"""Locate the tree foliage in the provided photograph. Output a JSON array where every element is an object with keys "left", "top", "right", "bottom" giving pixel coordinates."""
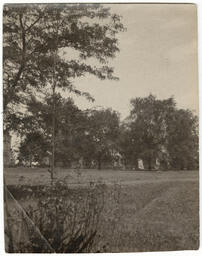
[
  {"left": 17, "top": 94, "right": 198, "bottom": 170},
  {"left": 17, "top": 94, "right": 83, "bottom": 165},
  {"left": 3, "top": 3, "right": 125, "bottom": 131},
  {"left": 18, "top": 132, "right": 49, "bottom": 166},
  {"left": 166, "top": 109, "right": 198, "bottom": 169},
  {"left": 17, "top": 98, "right": 121, "bottom": 169},
  {"left": 121, "top": 95, "right": 198, "bottom": 170},
  {"left": 83, "top": 108, "right": 120, "bottom": 169}
]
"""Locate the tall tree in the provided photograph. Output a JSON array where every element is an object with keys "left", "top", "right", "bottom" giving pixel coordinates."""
[
  {"left": 85, "top": 108, "right": 120, "bottom": 170},
  {"left": 4, "top": 4, "right": 125, "bottom": 179},
  {"left": 128, "top": 95, "right": 175, "bottom": 170},
  {"left": 17, "top": 95, "right": 86, "bottom": 167},
  {"left": 166, "top": 109, "right": 198, "bottom": 170},
  {"left": 18, "top": 131, "right": 49, "bottom": 167},
  {"left": 123, "top": 95, "right": 198, "bottom": 170},
  {"left": 118, "top": 121, "right": 137, "bottom": 168},
  {"left": 4, "top": 3, "right": 125, "bottom": 113}
]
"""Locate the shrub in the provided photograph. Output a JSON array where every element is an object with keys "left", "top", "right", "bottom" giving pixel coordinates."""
[{"left": 5, "top": 178, "right": 123, "bottom": 253}]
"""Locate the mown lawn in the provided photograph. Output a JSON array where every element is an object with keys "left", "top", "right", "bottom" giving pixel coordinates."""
[
  {"left": 4, "top": 167, "right": 199, "bottom": 186},
  {"left": 116, "top": 180, "right": 199, "bottom": 252},
  {"left": 4, "top": 168, "right": 199, "bottom": 252}
]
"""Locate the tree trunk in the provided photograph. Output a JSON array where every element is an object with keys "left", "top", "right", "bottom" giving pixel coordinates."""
[
  {"left": 51, "top": 50, "right": 57, "bottom": 184},
  {"left": 148, "top": 157, "right": 152, "bottom": 170},
  {"left": 29, "top": 154, "right": 32, "bottom": 167},
  {"left": 50, "top": 20, "right": 60, "bottom": 185},
  {"left": 98, "top": 161, "right": 101, "bottom": 170},
  {"left": 123, "top": 158, "right": 127, "bottom": 170},
  {"left": 97, "top": 156, "right": 102, "bottom": 170},
  {"left": 134, "top": 158, "right": 138, "bottom": 170},
  {"left": 51, "top": 96, "right": 56, "bottom": 183}
]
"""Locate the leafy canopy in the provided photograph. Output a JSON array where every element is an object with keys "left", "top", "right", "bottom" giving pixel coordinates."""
[{"left": 3, "top": 3, "right": 125, "bottom": 130}]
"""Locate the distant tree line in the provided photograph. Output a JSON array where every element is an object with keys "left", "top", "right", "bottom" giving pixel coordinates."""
[{"left": 16, "top": 94, "right": 198, "bottom": 170}]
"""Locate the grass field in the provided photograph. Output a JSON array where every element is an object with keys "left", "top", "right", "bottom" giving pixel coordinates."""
[
  {"left": 4, "top": 167, "right": 199, "bottom": 186},
  {"left": 4, "top": 168, "right": 199, "bottom": 252}
]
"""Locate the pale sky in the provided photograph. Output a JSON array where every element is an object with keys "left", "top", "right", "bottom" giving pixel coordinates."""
[{"left": 65, "top": 3, "right": 198, "bottom": 119}]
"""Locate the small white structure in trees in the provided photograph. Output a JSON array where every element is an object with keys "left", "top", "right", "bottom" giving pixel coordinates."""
[{"left": 138, "top": 159, "right": 144, "bottom": 169}]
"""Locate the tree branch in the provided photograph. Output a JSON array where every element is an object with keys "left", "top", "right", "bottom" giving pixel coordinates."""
[
  {"left": 13, "top": 13, "right": 26, "bottom": 88},
  {"left": 25, "top": 15, "right": 42, "bottom": 32}
]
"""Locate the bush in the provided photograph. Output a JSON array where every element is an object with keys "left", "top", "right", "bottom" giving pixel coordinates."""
[{"left": 5, "top": 178, "right": 123, "bottom": 253}]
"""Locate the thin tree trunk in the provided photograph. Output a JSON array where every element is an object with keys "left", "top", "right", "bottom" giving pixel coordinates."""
[
  {"left": 51, "top": 51, "right": 57, "bottom": 184},
  {"left": 98, "top": 161, "right": 101, "bottom": 170},
  {"left": 50, "top": 17, "right": 60, "bottom": 184},
  {"left": 51, "top": 96, "right": 56, "bottom": 183},
  {"left": 29, "top": 153, "right": 32, "bottom": 167},
  {"left": 148, "top": 156, "right": 152, "bottom": 170},
  {"left": 97, "top": 155, "right": 102, "bottom": 170},
  {"left": 123, "top": 158, "right": 127, "bottom": 170}
]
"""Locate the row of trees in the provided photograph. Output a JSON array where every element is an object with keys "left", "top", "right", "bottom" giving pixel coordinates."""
[
  {"left": 3, "top": 4, "right": 198, "bottom": 172},
  {"left": 16, "top": 94, "right": 120, "bottom": 169},
  {"left": 17, "top": 94, "right": 198, "bottom": 170}
]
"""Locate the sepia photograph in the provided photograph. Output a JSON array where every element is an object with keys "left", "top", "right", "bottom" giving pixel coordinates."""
[{"left": 2, "top": 2, "right": 199, "bottom": 253}]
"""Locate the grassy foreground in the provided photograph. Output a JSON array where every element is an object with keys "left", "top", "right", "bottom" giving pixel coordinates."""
[{"left": 4, "top": 168, "right": 199, "bottom": 252}]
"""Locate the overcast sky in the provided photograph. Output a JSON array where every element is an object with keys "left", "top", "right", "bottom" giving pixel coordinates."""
[{"left": 66, "top": 3, "right": 198, "bottom": 119}]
